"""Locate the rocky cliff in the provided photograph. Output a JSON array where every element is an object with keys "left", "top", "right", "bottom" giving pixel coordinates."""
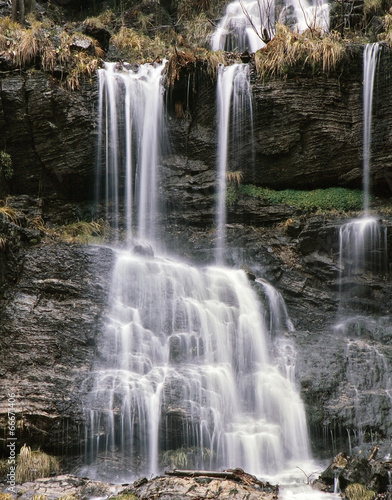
[{"left": 1, "top": 47, "right": 392, "bottom": 464}]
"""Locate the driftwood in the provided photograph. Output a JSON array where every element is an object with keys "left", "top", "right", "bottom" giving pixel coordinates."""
[
  {"left": 368, "top": 446, "right": 378, "bottom": 461},
  {"left": 165, "top": 468, "right": 276, "bottom": 491}
]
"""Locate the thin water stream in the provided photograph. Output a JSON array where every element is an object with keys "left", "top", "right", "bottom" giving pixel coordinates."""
[{"left": 215, "top": 63, "right": 252, "bottom": 264}]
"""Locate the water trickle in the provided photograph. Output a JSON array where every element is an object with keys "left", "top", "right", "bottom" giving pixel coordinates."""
[
  {"left": 96, "top": 61, "right": 166, "bottom": 245},
  {"left": 338, "top": 218, "right": 387, "bottom": 284},
  {"left": 215, "top": 63, "right": 252, "bottom": 264},
  {"left": 256, "top": 278, "right": 295, "bottom": 336}
]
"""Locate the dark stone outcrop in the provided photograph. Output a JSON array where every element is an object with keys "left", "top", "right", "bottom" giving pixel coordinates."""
[
  {"left": 163, "top": 47, "right": 392, "bottom": 215},
  {"left": 0, "top": 48, "right": 391, "bottom": 219},
  {"left": 0, "top": 216, "right": 114, "bottom": 454},
  {"left": 317, "top": 452, "right": 391, "bottom": 495},
  {"left": 0, "top": 71, "right": 96, "bottom": 201}
]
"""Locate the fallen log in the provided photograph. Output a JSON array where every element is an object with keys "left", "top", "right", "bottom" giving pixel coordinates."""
[
  {"left": 165, "top": 470, "right": 235, "bottom": 480},
  {"left": 165, "top": 468, "right": 275, "bottom": 490}
]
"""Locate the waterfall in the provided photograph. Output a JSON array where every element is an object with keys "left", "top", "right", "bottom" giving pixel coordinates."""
[
  {"left": 83, "top": 255, "right": 311, "bottom": 480},
  {"left": 87, "top": 61, "right": 340, "bottom": 499},
  {"left": 363, "top": 43, "right": 380, "bottom": 215},
  {"left": 215, "top": 64, "right": 252, "bottom": 264},
  {"left": 211, "top": 0, "right": 273, "bottom": 52},
  {"left": 337, "top": 44, "right": 386, "bottom": 307},
  {"left": 95, "top": 61, "right": 166, "bottom": 245},
  {"left": 211, "top": 0, "right": 329, "bottom": 52}
]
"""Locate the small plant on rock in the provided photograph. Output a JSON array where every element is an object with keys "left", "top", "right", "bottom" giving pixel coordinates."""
[
  {"left": 345, "top": 483, "right": 375, "bottom": 500},
  {"left": 0, "top": 151, "right": 13, "bottom": 181}
]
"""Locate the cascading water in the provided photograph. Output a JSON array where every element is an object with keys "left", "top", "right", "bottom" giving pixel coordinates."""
[
  {"left": 211, "top": 0, "right": 329, "bottom": 52},
  {"left": 339, "top": 218, "right": 387, "bottom": 284},
  {"left": 334, "top": 44, "right": 390, "bottom": 453},
  {"left": 96, "top": 61, "right": 166, "bottom": 245},
  {"left": 85, "top": 60, "right": 342, "bottom": 500},
  {"left": 338, "top": 44, "right": 386, "bottom": 303},
  {"left": 211, "top": 0, "right": 275, "bottom": 52},
  {"left": 215, "top": 63, "right": 252, "bottom": 264},
  {"left": 83, "top": 255, "right": 311, "bottom": 480}
]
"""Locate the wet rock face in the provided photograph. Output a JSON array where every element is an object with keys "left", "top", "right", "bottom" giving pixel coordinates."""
[
  {"left": 0, "top": 71, "right": 96, "bottom": 201},
  {"left": 0, "top": 237, "right": 114, "bottom": 454}
]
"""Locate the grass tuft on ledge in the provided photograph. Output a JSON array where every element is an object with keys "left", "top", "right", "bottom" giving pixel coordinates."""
[{"left": 255, "top": 24, "right": 346, "bottom": 79}]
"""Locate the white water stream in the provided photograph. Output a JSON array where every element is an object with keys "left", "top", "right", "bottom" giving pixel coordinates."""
[
  {"left": 338, "top": 45, "right": 387, "bottom": 294},
  {"left": 87, "top": 61, "right": 344, "bottom": 499},
  {"left": 96, "top": 61, "right": 166, "bottom": 245},
  {"left": 363, "top": 43, "right": 380, "bottom": 215},
  {"left": 83, "top": 255, "right": 315, "bottom": 480},
  {"left": 215, "top": 63, "right": 252, "bottom": 264}
]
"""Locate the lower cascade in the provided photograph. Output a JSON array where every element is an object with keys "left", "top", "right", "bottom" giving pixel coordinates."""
[{"left": 82, "top": 254, "right": 311, "bottom": 482}]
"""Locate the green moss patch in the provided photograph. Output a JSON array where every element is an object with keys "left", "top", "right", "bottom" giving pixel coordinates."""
[{"left": 228, "top": 184, "right": 364, "bottom": 212}]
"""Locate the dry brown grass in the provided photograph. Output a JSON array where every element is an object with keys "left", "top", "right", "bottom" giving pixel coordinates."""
[
  {"left": 30, "top": 216, "right": 107, "bottom": 244},
  {"left": 85, "top": 9, "right": 116, "bottom": 29},
  {"left": 67, "top": 51, "right": 100, "bottom": 90},
  {"left": 110, "top": 26, "right": 167, "bottom": 63},
  {"left": 181, "top": 11, "right": 215, "bottom": 48},
  {"left": 16, "top": 444, "right": 59, "bottom": 483},
  {"left": 226, "top": 170, "right": 243, "bottom": 184},
  {"left": 0, "top": 203, "right": 21, "bottom": 224},
  {"left": 166, "top": 47, "right": 198, "bottom": 85},
  {"left": 345, "top": 483, "right": 375, "bottom": 500},
  {"left": 378, "top": 13, "right": 392, "bottom": 44},
  {"left": 58, "top": 220, "right": 104, "bottom": 243},
  {"left": 255, "top": 23, "right": 346, "bottom": 78},
  {"left": 166, "top": 47, "right": 230, "bottom": 85},
  {"left": 205, "top": 50, "right": 228, "bottom": 78},
  {"left": 0, "top": 16, "right": 103, "bottom": 90}
]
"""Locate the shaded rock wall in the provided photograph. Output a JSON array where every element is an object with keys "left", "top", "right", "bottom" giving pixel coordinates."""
[
  {"left": 163, "top": 47, "right": 392, "bottom": 226},
  {"left": 0, "top": 215, "right": 114, "bottom": 453},
  {"left": 0, "top": 71, "right": 97, "bottom": 201}
]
